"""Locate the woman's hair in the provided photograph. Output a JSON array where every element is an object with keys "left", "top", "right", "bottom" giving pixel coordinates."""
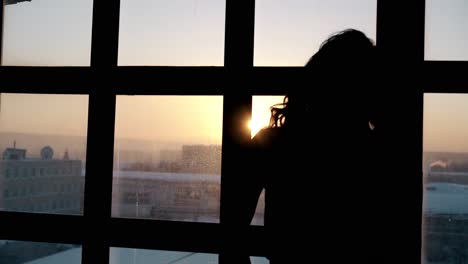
[
  {"left": 269, "top": 29, "right": 376, "bottom": 128},
  {"left": 269, "top": 96, "right": 288, "bottom": 128}
]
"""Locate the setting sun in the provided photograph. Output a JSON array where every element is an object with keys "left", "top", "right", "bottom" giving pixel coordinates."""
[{"left": 248, "top": 118, "right": 264, "bottom": 139}]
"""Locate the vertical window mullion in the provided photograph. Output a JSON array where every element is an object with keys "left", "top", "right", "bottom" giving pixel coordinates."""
[
  {"left": 83, "top": 0, "right": 120, "bottom": 263},
  {"left": 90, "top": 0, "right": 121, "bottom": 68},
  {"left": 377, "top": 0, "right": 425, "bottom": 263},
  {"left": 224, "top": 0, "right": 255, "bottom": 68},
  {"left": 82, "top": 91, "right": 116, "bottom": 264},
  {"left": 220, "top": 0, "right": 256, "bottom": 261},
  {"left": 377, "top": 0, "right": 425, "bottom": 62}
]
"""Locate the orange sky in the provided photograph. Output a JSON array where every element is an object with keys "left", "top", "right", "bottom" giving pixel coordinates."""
[
  {"left": 2, "top": 93, "right": 468, "bottom": 153},
  {"left": 0, "top": 94, "right": 284, "bottom": 146}
]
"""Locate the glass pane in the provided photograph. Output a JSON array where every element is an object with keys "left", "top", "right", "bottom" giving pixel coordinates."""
[
  {"left": 423, "top": 93, "right": 468, "bottom": 263},
  {"left": 0, "top": 240, "right": 81, "bottom": 264},
  {"left": 250, "top": 256, "right": 269, "bottom": 264},
  {"left": 112, "top": 96, "right": 223, "bottom": 223},
  {"left": 110, "top": 247, "right": 218, "bottom": 264},
  {"left": 425, "top": 0, "right": 468, "bottom": 61},
  {"left": 0, "top": 93, "right": 88, "bottom": 215},
  {"left": 118, "top": 0, "right": 225, "bottom": 66},
  {"left": 254, "top": 0, "right": 377, "bottom": 66},
  {"left": 249, "top": 96, "right": 284, "bottom": 226},
  {"left": 251, "top": 96, "right": 285, "bottom": 138},
  {"left": 250, "top": 189, "right": 265, "bottom": 226},
  {"left": 2, "top": 0, "right": 93, "bottom": 66}
]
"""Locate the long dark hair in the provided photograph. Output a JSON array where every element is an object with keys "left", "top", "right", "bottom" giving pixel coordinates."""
[{"left": 269, "top": 29, "right": 376, "bottom": 129}]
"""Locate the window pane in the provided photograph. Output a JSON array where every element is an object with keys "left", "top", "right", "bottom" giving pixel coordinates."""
[
  {"left": 118, "top": 0, "right": 225, "bottom": 66},
  {"left": 251, "top": 96, "right": 285, "bottom": 138},
  {"left": 254, "top": 0, "right": 377, "bottom": 66},
  {"left": 250, "top": 189, "right": 265, "bottom": 226},
  {"left": 110, "top": 247, "right": 218, "bottom": 264},
  {"left": 250, "top": 256, "right": 269, "bottom": 264},
  {"left": 0, "top": 93, "right": 88, "bottom": 215},
  {"left": 2, "top": 0, "right": 93, "bottom": 66},
  {"left": 423, "top": 93, "right": 468, "bottom": 263},
  {"left": 249, "top": 96, "right": 284, "bottom": 226},
  {"left": 0, "top": 240, "right": 81, "bottom": 264},
  {"left": 425, "top": 0, "right": 468, "bottom": 61},
  {"left": 112, "top": 96, "right": 222, "bottom": 223}
]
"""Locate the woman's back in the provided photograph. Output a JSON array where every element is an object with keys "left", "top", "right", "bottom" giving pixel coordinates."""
[
  {"left": 251, "top": 115, "right": 385, "bottom": 262},
  {"left": 235, "top": 29, "right": 391, "bottom": 263}
]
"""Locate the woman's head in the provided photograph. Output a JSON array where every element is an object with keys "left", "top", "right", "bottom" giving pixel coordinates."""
[
  {"left": 305, "top": 29, "right": 375, "bottom": 71},
  {"left": 269, "top": 29, "right": 376, "bottom": 129}
]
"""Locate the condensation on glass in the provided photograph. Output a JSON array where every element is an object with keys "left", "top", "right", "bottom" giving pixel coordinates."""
[
  {"left": 112, "top": 96, "right": 223, "bottom": 223},
  {"left": 118, "top": 0, "right": 225, "bottom": 66},
  {"left": 425, "top": 0, "right": 468, "bottom": 61},
  {"left": 2, "top": 0, "right": 93, "bottom": 66},
  {"left": 422, "top": 93, "right": 468, "bottom": 263},
  {"left": 0, "top": 240, "right": 81, "bottom": 264},
  {"left": 110, "top": 247, "right": 218, "bottom": 264},
  {"left": 254, "top": 0, "right": 377, "bottom": 66},
  {"left": 0, "top": 93, "right": 88, "bottom": 215}
]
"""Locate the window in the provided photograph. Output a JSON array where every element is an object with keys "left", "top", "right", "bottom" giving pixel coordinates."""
[
  {"left": 113, "top": 96, "right": 223, "bottom": 223},
  {"left": 0, "top": 93, "right": 88, "bottom": 215},
  {"left": 118, "top": 0, "right": 226, "bottom": 66},
  {"left": 254, "top": 0, "right": 377, "bottom": 66},
  {"left": 1, "top": 0, "right": 94, "bottom": 66},
  {"left": 248, "top": 96, "right": 284, "bottom": 226},
  {"left": 251, "top": 96, "right": 285, "bottom": 138},
  {"left": 0, "top": 1, "right": 441, "bottom": 263},
  {"left": 110, "top": 247, "right": 218, "bottom": 264},
  {"left": 251, "top": 257, "right": 270, "bottom": 264},
  {"left": 423, "top": 93, "right": 468, "bottom": 263},
  {"left": 0, "top": 240, "right": 81, "bottom": 264},
  {"left": 425, "top": 0, "right": 468, "bottom": 61}
]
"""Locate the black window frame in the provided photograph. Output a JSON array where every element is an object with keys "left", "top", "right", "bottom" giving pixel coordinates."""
[{"left": 0, "top": 0, "right": 461, "bottom": 262}]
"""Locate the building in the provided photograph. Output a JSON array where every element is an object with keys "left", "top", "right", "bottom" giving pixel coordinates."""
[
  {"left": 111, "top": 169, "right": 265, "bottom": 224},
  {"left": 5, "top": 0, "right": 31, "bottom": 5},
  {"left": 0, "top": 145, "right": 84, "bottom": 214},
  {"left": 111, "top": 143, "right": 266, "bottom": 224},
  {"left": 181, "top": 145, "right": 221, "bottom": 174},
  {"left": 112, "top": 171, "right": 221, "bottom": 222}
]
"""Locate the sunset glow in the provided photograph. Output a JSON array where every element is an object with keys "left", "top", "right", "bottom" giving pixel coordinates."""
[
  {"left": 248, "top": 118, "right": 264, "bottom": 139},
  {"left": 250, "top": 96, "right": 285, "bottom": 138}
]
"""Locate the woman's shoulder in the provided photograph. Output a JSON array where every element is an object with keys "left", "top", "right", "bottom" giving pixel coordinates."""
[{"left": 252, "top": 127, "right": 288, "bottom": 147}]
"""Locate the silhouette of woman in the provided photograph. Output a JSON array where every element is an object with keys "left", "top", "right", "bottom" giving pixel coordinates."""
[{"left": 230, "top": 29, "right": 385, "bottom": 263}]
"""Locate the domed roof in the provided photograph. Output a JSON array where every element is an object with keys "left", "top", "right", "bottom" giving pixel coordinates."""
[{"left": 40, "top": 146, "right": 54, "bottom": 160}]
